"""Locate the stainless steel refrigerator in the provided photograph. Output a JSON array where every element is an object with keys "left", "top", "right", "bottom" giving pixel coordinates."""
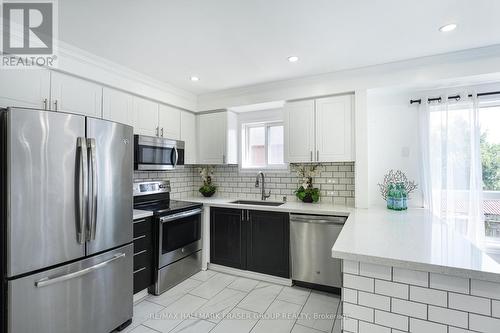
[{"left": 0, "top": 107, "right": 134, "bottom": 333}]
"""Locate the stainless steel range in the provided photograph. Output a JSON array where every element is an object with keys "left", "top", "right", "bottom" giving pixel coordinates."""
[{"left": 133, "top": 181, "right": 202, "bottom": 295}]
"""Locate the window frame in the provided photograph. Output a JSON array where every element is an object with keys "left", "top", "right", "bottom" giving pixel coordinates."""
[{"left": 240, "top": 120, "right": 287, "bottom": 171}]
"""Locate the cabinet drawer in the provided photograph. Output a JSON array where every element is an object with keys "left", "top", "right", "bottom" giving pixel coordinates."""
[
  {"left": 133, "top": 249, "right": 152, "bottom": 271},
  {"left": 133, "top": 218, "right": 152, "bottom": 236},
  {"left": 133, "top": 266, "right": 153, "bottom": 294},
  {"left": 133, "top": 233, "right": 152, "bottom": 253}
]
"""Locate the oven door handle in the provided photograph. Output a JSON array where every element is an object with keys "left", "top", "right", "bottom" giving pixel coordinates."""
[{"left": 160, "top": 208, "right": 202, "bottom": 223}]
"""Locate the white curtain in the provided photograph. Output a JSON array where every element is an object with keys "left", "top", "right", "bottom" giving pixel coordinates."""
[{"left": 419, "top": 95, "right": 485, "bottom": 246}]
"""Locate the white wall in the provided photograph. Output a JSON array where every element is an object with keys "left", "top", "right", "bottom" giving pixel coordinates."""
[{"left": 367, "top": 88, "right": 423, "bottom": 208}]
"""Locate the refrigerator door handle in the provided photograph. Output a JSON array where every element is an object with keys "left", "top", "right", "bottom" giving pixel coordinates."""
[
  {"left": 87, "top": 138, "right": 98, "bottom": 241},
  {"left": 34, "top": 253, "right": 126, "bottom": 288},
  {"left": 76, "top": 137, "right": 88, "bottom": 244}
]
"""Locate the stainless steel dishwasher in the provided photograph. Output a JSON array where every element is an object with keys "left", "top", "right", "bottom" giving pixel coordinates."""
[{"left": 290, "top": 213, "right": 346, "bottom": 290}]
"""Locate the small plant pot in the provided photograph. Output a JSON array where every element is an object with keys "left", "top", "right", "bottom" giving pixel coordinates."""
[
  {"left": 301, "top": 195, "right": 314, "bottom": 203},
  {"left": 200, "top": 190, "right": 215, "bottom": 197}
]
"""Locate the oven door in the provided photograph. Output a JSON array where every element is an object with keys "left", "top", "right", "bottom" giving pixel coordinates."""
[
  {"left": 134, "top": 135, "right": 182, "bottom": 170},
  {"left": 158, "top": 208, "right": 202, "bottom": 268}
]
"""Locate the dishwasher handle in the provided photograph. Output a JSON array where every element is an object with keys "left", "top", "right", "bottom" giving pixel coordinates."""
[{"left": 290, "top": 214, "right": 346, "bottom": 225}]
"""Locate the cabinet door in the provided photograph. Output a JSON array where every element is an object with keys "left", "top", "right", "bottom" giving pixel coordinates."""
[
  {"left": 158, "top": 104, "right": 181, "bottom": 139},
  {"left": 50, "top": 72, "right": 102, "bottom": 117},
  {"left": 133, "top": 217, "right": 154, "bottom": 293},
  {"left": 0, "top": 69, "right": 50, "bottom": 109},
  {"left": 102, "top": 87, "right": 134, "bottom": 126},
  {"left": 210, "top": 208, "right": 245, "bottom": 269},
  {"left": 285, "top": 100, "right": 315, "bottom": 162},
  {"left": 246, "top": 210, "right": 289, "bottom": 278},
  {"left": 133, "top": 97, "right": 159, "bottom": 136},
  {"left": 315, "top": 95, "right": 354, "bottom": 162},
  {"left": 197, "top": 112, "right": 226, "bottom": 164},
  {"left": 180, "top": 111, "right": 197, "bottom": 164}
]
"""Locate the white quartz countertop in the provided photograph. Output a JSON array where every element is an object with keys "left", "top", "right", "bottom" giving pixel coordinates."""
[
  {"left": 332, "top": 207, "right": 500, "bottom": 283},
  {"left": 179, "top": 196, "right": 353, "bottom": 216},
  {"left": 133, "top": 209, "right": 153, "bottom": 220}
]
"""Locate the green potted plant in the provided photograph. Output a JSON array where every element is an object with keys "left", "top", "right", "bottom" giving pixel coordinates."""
[
  {"left": 292, "top": 164, "right": 321, "bottom": 203},
  {"left": 198, "top": 166, "right": 217, "bottom": 197}
]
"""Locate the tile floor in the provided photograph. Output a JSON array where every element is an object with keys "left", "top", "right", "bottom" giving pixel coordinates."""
[{"left": 122, "top": 270, "right": 342, "bottom": 333}]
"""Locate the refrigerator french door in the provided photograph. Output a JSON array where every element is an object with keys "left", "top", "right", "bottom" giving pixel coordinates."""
[{"left": 1, "top": 107, "right": 133, "bottom": 333}]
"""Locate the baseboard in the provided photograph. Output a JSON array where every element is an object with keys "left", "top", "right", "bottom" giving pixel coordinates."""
[
  {"left": 133, "top": 289, "right": 149, "bottom": 303},
  {"left": 208, "top": 263, "right": 293, "bottom": 286}
]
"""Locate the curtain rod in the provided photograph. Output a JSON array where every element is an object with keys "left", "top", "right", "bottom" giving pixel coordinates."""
[{"left": 409, "top": 90, "right": 500, "bottom": 105}]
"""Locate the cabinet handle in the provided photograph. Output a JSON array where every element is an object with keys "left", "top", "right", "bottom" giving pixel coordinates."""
[
  {"left": 161, "top": 128, "right": 164, "bottom": 137},
  {"left": 54, "top": 100, "right": 58, "bottom": 111},
  {"left": 317, "top": 150, "right": 319, "bottom": 161},
  {"left": 133, "top": 235, "right": 146, "bottom": 241},
  {"left": 155, "top": 127, "right": 159, "bottom": 137},
  {"left": 133, "top": 267, "right": 147, "bottom": 274},
  {"left": 43, "top": 98, "right": 48, "bottom": 110},
  {"left": 310, "top": 151, "right": 313, "bottom": 162}
]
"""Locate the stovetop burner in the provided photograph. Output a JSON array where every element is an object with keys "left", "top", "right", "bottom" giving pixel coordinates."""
[{"left": 133, "top": 180, "right": 202, "bottom": 216}]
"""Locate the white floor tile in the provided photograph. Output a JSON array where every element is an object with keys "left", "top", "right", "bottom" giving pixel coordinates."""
[
  {"left": 251, "top": 300, "right": 302, "bottom": 333},
  {"left": 190, "top": 270, "right": 218, "bottom": 282},
  {"left": 189, "top": 273, "right": 236, "bottom": 299},
  {"left": 142, "top": 294, "right": 208, "bottom": 333},
  {"left": 211, "top": 307, "right": 260, "bottom": 333},
  {"left": 238, "top": 283, "right": 283, "bottom": 314},
  {"left": 194, "top": 288, "right": 248, "bottom": 323},
  {"left": 147, "top": 278, "right": 202, "bottom": 307},
  {"left": 277, "top": 286, "right": 311, "bottom": 305},
  {"left": 124, "top": 300, "right": 165, "bottom": 332},
  {"left": 170, "top": 318, "right": 215, "bottom": 333},
  {"left": 128, "top": 325, "right": 159, "bottom": 333},
  {"left": 291, "top": 324, "right": 325, "bottom": 333},
  {"left": 296, "top": 292, "right": 340, "bottom": 332},
  {"left": 227, "top": 277, "right": 260, "bottom": 292}
]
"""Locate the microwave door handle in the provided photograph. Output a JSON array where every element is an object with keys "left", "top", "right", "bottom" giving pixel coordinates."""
[
  {"left": 174, "top": 147, "right": 179, "bottom": 168},
  {"left": 76, "top": 138, "right": 88, "bottom": 244},
  {"left": 88, "top": 138, "right": 98, "bottom": 241}
]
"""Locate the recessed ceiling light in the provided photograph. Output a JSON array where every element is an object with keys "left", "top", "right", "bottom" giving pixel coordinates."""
[
  {"left": 287, "top": 56, "right": 299, "bottom": 63},
  {"left": 190, "top": 76, "right": 199, "bottom": 82},
  {"left": 439, "top": 23, "right": 457, "bottom": 32}
]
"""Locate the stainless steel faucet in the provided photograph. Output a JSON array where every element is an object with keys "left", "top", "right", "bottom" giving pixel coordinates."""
[{"left": 255, "top": 171, "right": 271, "bottom": 200}]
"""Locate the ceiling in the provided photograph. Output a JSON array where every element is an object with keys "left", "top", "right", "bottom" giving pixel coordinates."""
[{"left": 59, "top": 0, "right": 500, "bottom": 94}]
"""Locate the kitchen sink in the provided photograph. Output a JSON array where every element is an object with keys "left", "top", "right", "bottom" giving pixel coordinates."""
[{"left": 230, "top": 200, "right": 285, "bottom": 207}]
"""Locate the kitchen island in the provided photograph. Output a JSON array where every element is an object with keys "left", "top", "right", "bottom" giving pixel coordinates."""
[{"left": 332, "top": 208, "right": 500, "bottom": 333}]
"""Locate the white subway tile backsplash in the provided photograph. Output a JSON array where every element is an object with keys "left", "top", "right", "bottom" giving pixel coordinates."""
[
  {"left": 344, "top": 274, "right": 374, "bottom": 293},
  {"left": 471, "top": 279, "right": 500, "bottom": 300},
  {"left": 410, "top": 318, "right": 447, "bottom": 333},
  {"left": 342, "top": 316, "right": 358, "bottom": 333},
  {"left": 409, "top": 286, "right": 447, "bottom": 307},
  {"left": 343, "top": 288, "right": 358, "bottom": 304},
  {"left": 375, "top": 280, "right": 408, "bottom": 299},
  {"left": 374, "top": 309, "right": 408, "bottom": 331},
  {"left": 449, "top": 292, "right": 491, "bottom": 315},
  {"left": 391, "top": 298, "right": 427, "bottom": 319},
  {"left": 358, "top": 291, "right": 390, "bottom": 311},
  {"left": 359, "top": 263, "right": 392, "bottom": 280},
  {"left": 343, "top": 302, "right": 374, "bottom": 322},
  {"left": 393, "top": 268, "right": 428, "bottom": 287},
  {"left": 358, "top": 321, "right": 390, "bottom": 333},
  {"left": 429, "top": 273, "right": 469, "bottom": 294},
  {"left": 343, "top": 260, "right": 360, "bottom": 275},
  {"left": 469, "top": 313, "right": 500, "bottom": 333},
  {"left": 493, "top": 300, "right": 500, "bottom": 318},
  {"left": 428, "top": 305, "right": 468, "bottom": 328}
]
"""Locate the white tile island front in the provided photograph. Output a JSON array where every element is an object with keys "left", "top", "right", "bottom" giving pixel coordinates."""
[{"left": 332, "top": 208, "right": 500, "bottom": 333}]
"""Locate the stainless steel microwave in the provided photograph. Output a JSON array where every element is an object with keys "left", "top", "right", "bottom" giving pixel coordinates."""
[{"left": 134, "top": 135, "right": 185, "bottom": 170}]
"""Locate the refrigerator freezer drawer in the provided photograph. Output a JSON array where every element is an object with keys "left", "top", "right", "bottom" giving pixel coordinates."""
[{"left": 8, "top": 244, "right": 133, "bottom": 333}]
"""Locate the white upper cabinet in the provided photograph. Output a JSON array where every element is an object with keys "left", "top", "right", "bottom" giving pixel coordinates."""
[
  {"left": 158, "top": 104, "right": 181, "bottom": 139},
  {"left": 180, "top": 111, "right": 197, "bottom": 164},
  {"left": 285, "top": 94, "right": 354, "bottom": 163},
  {"left": 285, "top": 99, "right": 315, "bottom": 163},
  {"left": 133, "top": 97, "right": 159, "bottom": 136},
  {"left": 197, "top": 111, "right": 237, "bottom": 164},
  {"left": 315, "top": 95, "right": 354, "bottom": 162},
  {"left": 102, "top": 87, "right": 134, "bottom": 126},
  {"left": 50, "top": 72, "right": 102, "bottom": 117},
  {"left": 0, "top": 69, "right": 50, "bottom": 109}
]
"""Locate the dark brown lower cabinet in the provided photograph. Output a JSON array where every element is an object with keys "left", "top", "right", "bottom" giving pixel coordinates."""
[
  {"left": 210, "top": 207, "right": 289, "bottom": 278},
  {"left": 133, "top": 217, "right": 154, "bottom": 294}
]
